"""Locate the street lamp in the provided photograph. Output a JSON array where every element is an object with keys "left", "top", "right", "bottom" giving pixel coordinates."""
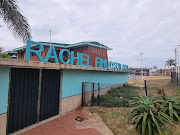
[
  {"left": 140, "top": 53, "right": 144, "bottom": 77},
  {"left": 149, "top": 62, "right": 151, "bottom": 76},
  {"left": 177, "top": 45, "right": 180, "bottom": 79}
]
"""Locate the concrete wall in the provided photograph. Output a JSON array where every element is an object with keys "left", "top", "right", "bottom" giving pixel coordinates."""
[
  {"left": 0, "top": 113, "right": 7, "bottom": 135},
  {"left": 60, "top": 94, "right": 82, "bottom": 115},
  {"left": 61, "top": 69, "right": 128, "bottom": 98},
  {"left": 0, "top": 67, "right": 9, "bottom": 135},
  {"left": 0, "top": 67, "right": 9, "bottom": 114},
  {"left": 60, "top": 83, "right": 125, "bottom": 115}
]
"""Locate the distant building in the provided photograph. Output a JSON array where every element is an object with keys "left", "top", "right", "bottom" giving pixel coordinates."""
[{"left": 129, "top": 68, "right": 149, "bottom": 76}]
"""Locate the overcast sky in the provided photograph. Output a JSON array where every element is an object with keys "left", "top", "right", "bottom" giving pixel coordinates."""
[{"left": 0, "top": 0, "right": 180, "bottom": 69}]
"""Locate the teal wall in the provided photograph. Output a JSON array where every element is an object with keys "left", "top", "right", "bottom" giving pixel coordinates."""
[
  {"left": 0, "top": 67, "right": 9, "bottom": 114},
  {"left": 0, "top": 67, "right": 128, "bottom": 113},
  {"left": 61, "top": 70, "right": 128, "bottom": 98}
]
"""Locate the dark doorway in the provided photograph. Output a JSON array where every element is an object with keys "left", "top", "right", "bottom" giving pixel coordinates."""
[
  {"left": 8, "top": 68, "right": 39, "bottom": 134},
  {"left": 7, "top": 68, "right": 61, "bottom": 134},
  {"left": 39, "top": 69, "right": 60, "bottom": 121}
]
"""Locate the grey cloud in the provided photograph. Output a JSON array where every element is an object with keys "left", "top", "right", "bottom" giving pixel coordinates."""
[{"left": 0, "top": 0, "right": 179, "bottom": 69}]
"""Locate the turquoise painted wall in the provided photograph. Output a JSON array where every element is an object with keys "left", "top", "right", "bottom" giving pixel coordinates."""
[
  {"left": 0, "top": 67, "right": 9, "bottom": 114},
  {"left": 61, "top": 70, "right": 128, "bottom": 98}
]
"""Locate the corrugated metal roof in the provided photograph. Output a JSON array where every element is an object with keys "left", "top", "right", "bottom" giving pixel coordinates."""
[
  {"left": 5, "top": 51, "right": 18, "bottom": 53},
  {"left": 10, "top": 41, "right": 113, "bottom": 52}
]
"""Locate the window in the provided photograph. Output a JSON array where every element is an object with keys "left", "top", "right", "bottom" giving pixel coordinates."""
[
  {"left": 101, "top": 52, "right": 102, "bottom": 56},
  {"left": 63, "top": 51, "right": 68, "bottom": 62},
  {"left": 98, "top": 52, "right": 100, "bottom": 55},
  {"left": 56, "top": 50, "right": 60, "bottom": 56},
  {"left": 95, "top": 51, "right": 97, "bottom": 54},
  {"left": 92, "top": 50, "right": 94, "bottom": 53},
  {"left": 103, "top": 53, "right": 105, "bottom": 56},
  {"left": 32, "top": 52, "right": 36, "bottom": 56},
  {"left": 21, "top": 52, "right": 24, "bottom": 58}
]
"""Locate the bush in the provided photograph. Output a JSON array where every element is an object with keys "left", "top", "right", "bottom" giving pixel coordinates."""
[
  {"left": 96, "top": 85, "right": 137, "bottom": 107},
  {"left": 127, "top": 95, "right": 174, "bottom": 135},
  {"left": 157, "top": 88, "right": 180, "bottom": 121},
  {"left": 162, "top": 96, "right": 180, "bottom": 121},
  {"left": 0, "top": 53, "right": 11, "bottom": 58}
]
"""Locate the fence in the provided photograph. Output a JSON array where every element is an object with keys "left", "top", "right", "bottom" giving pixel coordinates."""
[
  {"left": 82, "top": 82, "right": 100, "bottom": 107},
  {"left": 171, "top": 72, "right": 179, "bottom": 86},
  {"left": 82, "top": 82, "right": 121, "bottom": 107}
]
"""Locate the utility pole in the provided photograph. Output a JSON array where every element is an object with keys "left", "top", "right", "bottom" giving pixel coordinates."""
[
  {"left": 149, "top": 62, "right": 151, "bottom": 76},
  {"left": 140, "top": 53, "right": 144, "bottom": 78},
  {"left": 50, "top": 30, "right": 52, "bottom": 46},
  {"left": 177, "top": 45, "right": 180, "bottom": 79},
  {"left": 175, "top": 49, "right": 176, "bottom": 72}
]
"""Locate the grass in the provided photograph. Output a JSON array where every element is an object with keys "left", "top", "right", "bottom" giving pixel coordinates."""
[
  {"left": 95, "top": 85, "right": 138, "bottom": 107},
  {"left": 88, "top": 76, "right": 180, "bottom": 135},
  {"left": 132, "top": 76, "right": 180, "bottom": 97},
  {"left": 89, "top": 107, "right": 138, "bottom": 135}
]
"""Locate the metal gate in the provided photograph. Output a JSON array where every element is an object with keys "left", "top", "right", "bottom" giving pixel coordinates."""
[
  {"left": 39, "top": 69, "right": 60, "bottom": 121},
  {"left": 8, "top": 68, "right": 39, "bottom": 134},
  {"left": 82, "top": 82, "right": 100, "bottom": 107},
  {"left": 7, "top": 68, "right": 60, "bottom": 134}
]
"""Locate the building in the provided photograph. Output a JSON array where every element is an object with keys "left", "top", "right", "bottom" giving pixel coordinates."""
[
  {"left": 0, "top": 40, "right": 128, "bottom": 134},
  {"left": 129, "top": 68, "right": 149, "bottom": 76},
  {"left": 7, "top": 41, "right": 112, "bottom": 67}
]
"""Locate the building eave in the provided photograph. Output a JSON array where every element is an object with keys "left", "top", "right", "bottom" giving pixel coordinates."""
[{"left": 10, "top": 41, "right": 113, "bottom": 52}]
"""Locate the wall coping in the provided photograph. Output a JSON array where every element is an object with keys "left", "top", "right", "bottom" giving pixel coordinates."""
[{"left": 0, "top": 58, "right": 128, "bottom": 73}]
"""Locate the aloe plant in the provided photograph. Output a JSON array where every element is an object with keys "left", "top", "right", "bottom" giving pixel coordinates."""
[
  {"left": 127, "top": 95, "right": 174, "bottom": 135},
  {"left": 162, "top": 96, "right": 180, "bottom": 121}
]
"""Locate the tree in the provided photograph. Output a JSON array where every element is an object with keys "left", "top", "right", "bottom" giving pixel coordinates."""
[
  {"left": 0, "top": 47, "right": 3, "bottom": 52},
  {"left": 165, "top": 58, "right": 176, "bottom": 69},
  {"left": 0, "top": 53, "right": 11, "bottom": 58},
  {"left": 153, "top": 66, "right": 157, "bottom": 70},
  {"left": 0, "top": 0, "right": 32, "bottom": 43}
]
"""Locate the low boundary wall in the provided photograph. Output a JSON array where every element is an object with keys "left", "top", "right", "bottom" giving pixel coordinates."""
[
  {"left": 0, "top": 59, "right": 128, "bottom": 134},
  {"left": 60, "top": 83, "right": 125, "bottom": 115}
]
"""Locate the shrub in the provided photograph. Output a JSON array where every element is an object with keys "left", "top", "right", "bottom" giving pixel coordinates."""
[
  {"left": 157, "top": 88, "right": 180, "bottom": 121},
  {"left": 162, "top": 96, "right": 180, "bottom": 121},
  {"left": 95, "top": 85, "right": 137, "bottom": 107},
  {"left": 0, "top": 53, "right": 11, "bottom": 58},
  {"left": 98, "top": 95, "right": 129, "bottom": 107},
  {"left": 127, "top": 95, "right": 174, "bottom": 135}
]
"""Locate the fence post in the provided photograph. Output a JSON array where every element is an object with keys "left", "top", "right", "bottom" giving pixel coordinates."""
[
  {"left": 82, "top": 82, "right": 85, "bottom": 107},
  {"left": 144, "top": 80, "right": 147, "bottom": 96},
  {"left": 98, "top": 83, "right": 100, "bottom": 106},
  {"left": 92, "top": 83, "right": 94, "bottom": 106},
  {"left": 37, "top": 69, "right": 42, "bottom": 123},
  {"left": 177, "top": 73, "right": 178, "bottom": 86}
]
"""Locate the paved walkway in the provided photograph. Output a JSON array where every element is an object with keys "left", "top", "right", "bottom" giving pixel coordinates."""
[{"left": 20, "top": 109, "right": 101, "bottom": 135}]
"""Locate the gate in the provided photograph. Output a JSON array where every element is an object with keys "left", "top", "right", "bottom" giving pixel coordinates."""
[
  {"left": 40, "top": 69, "right": 60, "bottom": 121},
  {"left": 82, "top": 82, "right": 100, "bottom": 107},
  {"left": 7, "top": 68, "right": 61, "bottom": 134},
  {"left": 8, "top": 68, "right": 39, "bottom": 134}
]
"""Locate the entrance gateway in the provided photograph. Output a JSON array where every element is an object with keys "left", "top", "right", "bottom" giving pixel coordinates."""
[{"left": 7, "top": 68, "right": 60, "bottom": 134}]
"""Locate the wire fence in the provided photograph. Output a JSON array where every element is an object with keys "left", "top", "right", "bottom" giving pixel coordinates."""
[{"left": 82, "top": 82, "right": 122, "bottom": 107}]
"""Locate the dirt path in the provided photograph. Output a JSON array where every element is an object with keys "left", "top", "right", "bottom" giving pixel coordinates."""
[{"left": 75, "top": 107, "right": 114, "bottom": 135}]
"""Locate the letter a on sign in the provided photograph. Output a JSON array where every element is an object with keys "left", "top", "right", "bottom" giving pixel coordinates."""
[{"left": 44, "top": 46, "right": 59, "bottom": 63}]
